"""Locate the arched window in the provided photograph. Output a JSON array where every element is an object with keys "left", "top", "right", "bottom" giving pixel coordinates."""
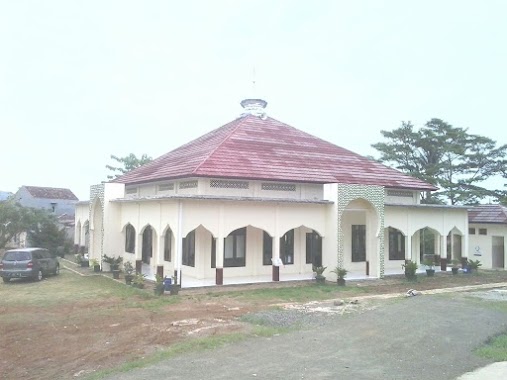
[
  {"left": 280, "top": 229, "right": 294, "bottom": 265},
  {"left": 306, "top": 231, "right": 322, "bottom": 266},
  {"left": 182, "top": 230, "right": 195, "bottom": 267},
  {"left": 388, "top": 227, "right": 405, "bottom": 260},
  {"left": 224, "top": 228, "right": 246, "bottom": 267},
  {"left": 164, "top": 228, "right": 172, "bottom": 262},
  {"left": 125, "top": 224, "right": 136, "bottom": 253}
]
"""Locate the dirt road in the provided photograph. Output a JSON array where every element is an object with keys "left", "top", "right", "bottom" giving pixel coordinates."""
[{"left": 105, "top": 292, "right": 507, "bottom": 380}]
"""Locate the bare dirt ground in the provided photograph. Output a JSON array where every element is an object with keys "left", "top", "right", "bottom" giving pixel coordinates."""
[{"left": 1, "top": 264, "right": 506, "bottom": 380}]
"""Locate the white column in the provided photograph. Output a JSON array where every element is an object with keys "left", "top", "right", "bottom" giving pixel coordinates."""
[{"left": 174, "top": 201, "right": 183, "bottom": 284}]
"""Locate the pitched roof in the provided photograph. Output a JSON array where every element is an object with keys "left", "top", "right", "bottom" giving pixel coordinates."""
[
  {"left": 23, "top": 186, "right": 79, "bottom": 201},
  {"left": 114, "top": 114, "right": 436, "bottom": 191},
  {"left": 468, "top": 204, "right": 507, "bottom": 224}
]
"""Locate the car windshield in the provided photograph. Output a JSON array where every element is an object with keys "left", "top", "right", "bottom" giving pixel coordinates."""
[{"left": 3, "top": 251, "right": 31, "bottom": 261}]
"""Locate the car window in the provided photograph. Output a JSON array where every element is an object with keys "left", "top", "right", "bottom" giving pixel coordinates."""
[{"left": 3, "top": 251, "right": 31, "bottom": 261}]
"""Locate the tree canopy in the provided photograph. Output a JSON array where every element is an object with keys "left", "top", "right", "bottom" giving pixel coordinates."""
[
  {"left": 0, "top": 200, "right": 72, "bottom": 251},
  {"left": 106, "top": 153, "right": 153, "bottom": 180},
  {"left": 372, "top": 119, "right": 507, "bottom": 205}
]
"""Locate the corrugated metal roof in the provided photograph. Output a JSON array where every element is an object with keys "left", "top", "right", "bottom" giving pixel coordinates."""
[
  {"left": 113, "top": 114, "right": 437, "bottom": 191},
  {"left": 23, "top": 186, "right": 78, "bottom": 200},
  {"left": 468, "top": 204, "right": 507, "bottom": 224}
]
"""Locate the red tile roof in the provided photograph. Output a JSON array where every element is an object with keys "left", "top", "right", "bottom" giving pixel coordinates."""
[
  {"left": 24, "top": 186, "right": 78, "bottom": 201},
  {"left": 468, "top": 204, "right": 507, "bottom": 224},
  {"left": 114, "top": 114, "right": 437, "bottom": 190}
]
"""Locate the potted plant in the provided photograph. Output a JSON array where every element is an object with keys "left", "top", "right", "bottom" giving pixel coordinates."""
[
  {"left": 169, "top": 276, "right": 180, "bottom": 295},
  {"left": 468, "top": 259, "right": 482, "bottom": 273},
  {"left": 123, "top": 261, "right": 135, "bottom": 285},
  {"left": 102, "top": 254, "right": 123, "bottom": 272},
  {"left": 402, "top": 260, "right": 418, "bottom": 281},
  {"left": 75, "top": 254, "right": 89, "bottom": 268},
  {"left": 132, "top": 272, "right": 146, "bottom": 289},
  {"left": 90, "top": 258, "right": 101, "bottom": 273},
  {"left": 422, "top": 259, "right": 435, "bottom": 277},
  {"left": 312, "top": 265, "right": 327, "bottom": 284},
  {"left": 154, "top": 274, "right": 165, "bottom": 296},
  {"left": 331, "top": 266, "right": 348, "bottom": 286},
  {"left": 451, "top": 259, "right": 460, "bottom": 275}
]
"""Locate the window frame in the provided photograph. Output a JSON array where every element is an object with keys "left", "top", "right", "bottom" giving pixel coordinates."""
[
  {"left": 388, "top": 227, "right": 405, "bottom": 261},
  {"left": 351, "top": 225, "right": 366, "bottom": 262},
  {"left": 263, "top": 231, "right": 272, "bottom": 266},
  {"left": 224, "top": 228, "right": 246, "bottom": 267},
  {"left": 306, "top": 231, "right": 322, "bottom": 266},
  {"left": 164, "top": 228, "right": 172, "bottom": 262},
  {"left": 125, "top": 224, "right": 136, "bottom": 253},
  {"left": 280, "top": 230, "right": 294, "bottom": 265},
  {"left": 182, "top": 230, "right": 195, "bottom": 267}
]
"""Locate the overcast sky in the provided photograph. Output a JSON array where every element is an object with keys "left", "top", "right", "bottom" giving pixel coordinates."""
[{"left": 1, "top": 0, "right": 506, "bottom": 201}]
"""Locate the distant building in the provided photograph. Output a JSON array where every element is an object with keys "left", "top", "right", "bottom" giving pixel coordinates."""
[
  {"left": 13, "top": 186, "right": 78, "bottom": 216},
  {"left": 468, "top": 204, "right": 506, "bottom": 269},
  {"left": 0, "top": 191, "right": 13, "bottom": 201}
]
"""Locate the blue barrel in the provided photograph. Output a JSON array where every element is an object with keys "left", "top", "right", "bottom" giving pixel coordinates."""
[{"left": 163, "top": 277, "right": 172, "bottom": 291}]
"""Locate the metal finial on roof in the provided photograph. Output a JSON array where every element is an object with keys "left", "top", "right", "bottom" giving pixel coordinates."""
[{"left": 240, "top": 98, "right": 268, "bottom": 118}]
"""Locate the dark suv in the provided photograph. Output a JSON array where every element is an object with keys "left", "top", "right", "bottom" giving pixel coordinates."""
[{"left": 0, "top": 248, "right": 60, "bottom": 282}]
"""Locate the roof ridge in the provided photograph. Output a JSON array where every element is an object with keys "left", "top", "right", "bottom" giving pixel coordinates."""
[{"left": 191, "top": 116, "right": 249, "bottom": 175}]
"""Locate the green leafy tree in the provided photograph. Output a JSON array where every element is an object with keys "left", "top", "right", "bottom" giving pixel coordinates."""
[
  {"left": 0, "top": 201, "right": 71, "bottom": 252},
  {"left": 106, "top": 153, "right": 153, "bottom": 180},
  {"left": 372, "top": 119, "right": 507, "bottom": 205}
]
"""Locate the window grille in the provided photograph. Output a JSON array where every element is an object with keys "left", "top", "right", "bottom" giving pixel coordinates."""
[
  {"left": 387, "top": 190, "right": 413, "bottom": 198},
  {"left": 179, "top": 180, "right": 198, "bottom": 189},
  {"left": 210, "top": 179, "right": 249, "bottom": 189},
  {"left": 158, "top": 183, "right": 174, "bottom": 191},
  {"left": 126, "top": 187, "right": 137, "bottom": 195},
  {"left": 261, "top": 183, "right": 296, "bottom": 192}
]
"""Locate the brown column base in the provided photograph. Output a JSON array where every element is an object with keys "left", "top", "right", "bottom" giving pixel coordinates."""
[
  {"left": 440, "top": 258, "right": 447, "bottom": 271},
  {"left": 135, "top": 260, "right": 142, "bottom": 274},
  {"left": 216, "top": 268, "right": 223, "bottom": 285},
  {"left": 366, "top": 261, "right": 370, "bottom": 276},
  {"left": 79, "top": 246, "right": 85, "bottom": 254},
  {"left": 272, "top": 266, "right": 280, "bottom": 281},
  {"left": 157, "top": 265, "right": 164, "bottom": 279},
  {"left": 74, "top": 245, "right": 79, "bottom": 254},
  {"left": 173, "top": 269, "right": 178, "bottom": 286}
]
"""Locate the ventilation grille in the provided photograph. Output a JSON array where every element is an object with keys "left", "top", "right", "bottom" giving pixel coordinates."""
[
  {"left": 261, "top": 183, "right": 296, "bottom": 192},
  {"left": 210, "top": 179, "right": 249, "bottom": 189},
  {"left": 125, "top": 187, "right": 137, "bottom": 195},
  {"left": 158, "top": 183, "right": 174, "bottom": 191},
  {"left": 387, "top": 190, "right": 413, "bottom": 198},
  {"left": 179, "top": 180, "right": 198, "bottom": 189}
]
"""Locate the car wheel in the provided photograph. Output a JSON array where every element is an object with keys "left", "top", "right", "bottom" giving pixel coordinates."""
[
  {"left": 54, "top": 265, "right": 60, "bottom": 276},
  {"left": 35, "top": 270, "right": 43, "bottom": 281},
  {"left": 2, "top": 277, "right": 10, "bottom": 283}
]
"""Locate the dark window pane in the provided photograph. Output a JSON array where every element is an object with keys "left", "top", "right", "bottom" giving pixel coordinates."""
[
  {"left": 263, "top": 232, "right": 272, "bottom": 265},
  {"left": 352, "top": 225, "right": 366, "bottom": 262},
  {"left": 280, "top": 230, "right": 294, "bottom": 265},
  {"left": 224, "top": 228, "right": 246, "bottom": 267}
]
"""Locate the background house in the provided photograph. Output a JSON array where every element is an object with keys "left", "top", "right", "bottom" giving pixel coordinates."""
[
  {"left": 13, "top": 186, "right": 78, "bottom": 216},
  {"left": 0, "top": 191, "right": 13, "bottom": 201},
  {"left": 468, "top": 204, "right": 506, "bottom": 269}
]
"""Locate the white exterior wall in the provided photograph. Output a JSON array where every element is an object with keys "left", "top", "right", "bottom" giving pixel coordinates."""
[
  {"left": 468, "top": 223, "right": 507, "bottom": 269},
  {"left": 74, "top": 202, "right": 90, "bottom": 245},
  {"left": 384, "top": 205, "right": 468, "bottom": 269},
  {"left": 121, "top": 178, "right": 324, "bottom": 201}
]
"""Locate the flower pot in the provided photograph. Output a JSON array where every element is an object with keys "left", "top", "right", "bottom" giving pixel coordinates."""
[
  {"left": 80, "top": 261, "right": 89, "bottom": 268},
  {"left": 112, "top": 270, "right": 120, "bottom": 279},
  {"left": 426, "top": 269, "right": 435, "bottom": 277},
  {"left": 169, "top": 285, "right": 180, "bottom": 295},
  {"left": 315, "top": 275, "right": 326, "bottom": 284},
  {"left": 125, "top": 274, "right": 133, "bottom": 285},
  {"left": 154, "top": 285, "right": 165, "bottom": 296},
  {"left": 337, "top": 278, "right": 346, "bottom": 286},
  {"left": 93, "top": 265, "right": 101, "bottom": 273},
  {"left": 405, "top": 271, "right": 417, "bottom": 281},
  {"left": 451, "top": 267, "right": 459, "bottom": 275}
]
